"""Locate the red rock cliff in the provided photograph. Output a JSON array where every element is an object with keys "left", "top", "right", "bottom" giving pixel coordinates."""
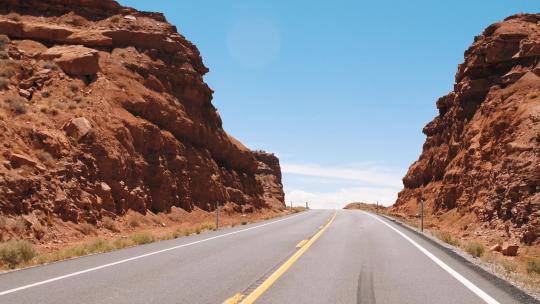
[
  {"left": 394, "top": 14, "right": 540, "bottom": 245},
  {"left": 0, "top": 0, "right": 285, "bottom": 225}
]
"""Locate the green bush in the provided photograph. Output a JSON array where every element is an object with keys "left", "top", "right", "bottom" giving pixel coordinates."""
[
  {"left": 465, "top": 242, "right": 485, "bottom": 258},
  {"left": 0, "top": 240, "right": 37, "bottom": 268}
]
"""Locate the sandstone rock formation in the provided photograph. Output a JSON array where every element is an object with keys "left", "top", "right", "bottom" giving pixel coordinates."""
[
  {"left": 394, "top": 14, "right": 540, "bottom": 246},
  {"left": 0, "top": 0, "right": 284, "bottom": 239}
]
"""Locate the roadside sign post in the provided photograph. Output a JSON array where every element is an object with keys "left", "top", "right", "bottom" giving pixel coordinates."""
[
  {"left": 376, "top": 201, "right": 379, "bottom": 214},
  {"left": 305, "top": 202, "right": 308, "bottom": 209},
  {"left": 215, "top": 201, "right": 219, "bottom": 230}
]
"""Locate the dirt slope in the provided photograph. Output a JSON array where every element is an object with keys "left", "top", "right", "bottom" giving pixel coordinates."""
[
  {"left": 394, "top": 14, "right": 540, "bottom": 246},
  {"left": 0, "top": 0, "right": 284, "bottom": 241}
]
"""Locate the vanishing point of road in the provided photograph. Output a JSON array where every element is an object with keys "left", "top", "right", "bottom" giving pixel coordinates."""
[{"left": 0, "top": 210, "right": 535, "bottom": 304}]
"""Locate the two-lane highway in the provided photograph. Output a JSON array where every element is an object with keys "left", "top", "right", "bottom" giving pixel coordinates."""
[{"left": 0, "top": 210, "right": 535, "bottom": 303}]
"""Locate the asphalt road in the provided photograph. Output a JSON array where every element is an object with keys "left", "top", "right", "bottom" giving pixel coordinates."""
[{"left": 0, "top": 210, "right": 534, "bottom": 304}]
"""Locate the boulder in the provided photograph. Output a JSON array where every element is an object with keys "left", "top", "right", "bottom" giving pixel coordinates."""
[
  {"left": 501, "top": 244, "right": 519, "bottom": 256},
  {"left": 41, "top": 45, "right": 99, "bottom": 76},
  {"left": 9, "top": 153, "right": 38, "bottom": 168},
  {"left": 490, "top": 244, "right": 502, "bottom": 252},
  {"left": 64, "top": 117, "right": 92, "bottom": 141}
]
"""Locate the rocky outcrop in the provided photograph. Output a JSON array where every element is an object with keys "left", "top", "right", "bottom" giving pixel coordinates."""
[
  {"left": 41, "top": 45, "right": 99, "bottom": 76},
  {"left": 0, "top": 0, "right": 284, "bottom": 234},
  {"left": 394, "top": 14, "right": 540, "bottom": 246}
]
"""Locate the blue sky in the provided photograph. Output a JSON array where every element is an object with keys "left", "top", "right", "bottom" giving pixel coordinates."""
[{"left": 120, "top": 1, "right": 539, "bottom": 208}]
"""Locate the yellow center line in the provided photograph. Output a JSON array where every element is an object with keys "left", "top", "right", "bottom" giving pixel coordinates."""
[
  {"left": 237, "top": 211, "right": 337, "bottom": 304},
  {"left": 295, "top": 239, "right": 308, "bottom": 248},
  {"left": 223, "top": 293, "right": 244, "bottom": 304}
]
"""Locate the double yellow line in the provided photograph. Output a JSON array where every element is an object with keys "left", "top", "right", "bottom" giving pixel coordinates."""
[{"left": 224, "top": 211, "right": 337, "bottom": 304}]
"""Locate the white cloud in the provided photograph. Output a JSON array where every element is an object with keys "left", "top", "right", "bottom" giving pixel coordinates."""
[
  {"left": 281, "top": 162, "right": 405, "bottom": 209},
  {"left": 281, "top": 162, "right": 403, "bottom": 188},
  {"left": 285, "top": 186, "right": 399, "bottom": 209}
]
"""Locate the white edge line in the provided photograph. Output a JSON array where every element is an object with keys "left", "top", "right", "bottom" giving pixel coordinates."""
[
  {"left": 0, "top": 212, "right": 309, "bottom": 296},
  {"left": 361, "top": 211, "right": 500, "bottom": 304}
]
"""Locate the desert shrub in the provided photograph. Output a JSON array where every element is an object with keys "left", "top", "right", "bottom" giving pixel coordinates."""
[
  {"left": 500, "top": 259, "right": 518, "bottom": 274},
  {"left": 199, "top": 222, "right": 216, "bottom": 232},
  {"left": 85, "top": 238, "right": 111, "bottom": 253},
  {"left": 465, "top": 242, "right": 485, "bottom": 258},
  {"left": 55, "top": 238, "right": 111, "bottom": 260},
  {"left": 102, "top": 217, "right": 119, "bottom": 232},
  {"left": 6, "top": 12, "right": 21, "bottom": 22},
  {"left": 0, "top": 77, "right": 8, "bottom": 90},
  {"left": 437, "top": 231, "right": 460, "bottom": 247},
  {"left": 68, "top": 83, "right": 79, "bottom": 93},
  {"left": 3, "top": 95, "right": 27, "bottom": 114},
  {"left": 127, "top": 214, "right": 141, "bottom": 227},
  {"left": 0, "top": 240, "right": 37, "bottom": 268},
  {"left": 36, "top": 150, "right": 55, "bottom": 167},
  {"left": 77, "top": 223, "right": 97, "bottom": 236},
  {"left": 0, "top": 35, "right": 9, "bottom": 50},
  {"left": 9, "top": 217, "right": 27, "bottom": 233},
  {"left": 0, "top": 61, "right": 18, "bottom": 78},
  {"left": 241, "top": 220, "right": 248, "bottom": 225},
  {"left": 41, "top": 90, "right": 51, "bottom": 98},
  {"left": 109, "top": 15, "right": 121, "bottom": 23},
  {"left": 130, "top": 232, "right": 154, "bottom": 245},
  {"left": 112, "top": 237, "right": 132, "bottom": 249},
  {"left": 527, "top": 257, "right": 540, "bottom": 275},
  {"left": 0, "top": 51, "right": 8, "bottom": 60},
  {"left": 41, "top": 61, "right": 59, "bottom": 71}
]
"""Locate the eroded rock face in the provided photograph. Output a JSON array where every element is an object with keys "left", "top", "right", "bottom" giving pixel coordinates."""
[
  {"left": 394, "top": 14, "right": 540, "bottom": 245},
  {"left": 0, "top": 1, "right": 284, "bottom": 229}
]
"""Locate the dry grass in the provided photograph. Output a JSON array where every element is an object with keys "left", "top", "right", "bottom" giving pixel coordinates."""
[
  {"left": 127, "top": 213, "right": 141, "bottom": 227},
  {"left": 68, "top": 83, "right": 79, "bottom": 93},
  {"left": 77, "top": 223, "right": 97, "bottom": 236},
  {"left": 0, "top": 240, "right": 37, "bottom": 269},
  {"left": 130, "top": 232, "right": 154, "bottom": 245},
  {"left": 0, "top": 60, "right": 19, "bottom": 78},
  {"left": 464, "top": 242, "right": 485, "bottom": 258},
  {"left": 102, "top": 216, "right": 119, "bottom": 232},
  {"left": 9, "top": 217, "right": 27, "bottom": 234},
  {"left": 3, "top": 94, "right": 28, "bottom": 114},
  {"left": 36, "top": 150, "right": 55, "bottom": 167},
  {"left": 527, "top": 257, "right": 540, "bottom": 275},
  {"left": 198, "top": 222, "right": 216, "bottom": 232},
  {"left": 109, "top": 15, "right": 121, "bottom": 23},
  {"left": 436, "top": 231, "right": 461, "bottom": 247}
]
